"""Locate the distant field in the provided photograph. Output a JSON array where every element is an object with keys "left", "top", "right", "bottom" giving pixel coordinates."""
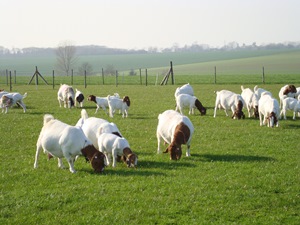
[{"left": 1, "top": 49, "right": 300, "bottom": 77}]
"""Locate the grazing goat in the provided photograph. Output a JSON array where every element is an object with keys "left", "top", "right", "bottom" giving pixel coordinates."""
[
  {"left": 75, "top": 89, "right": 84, "bottom": 108},
  {"left": 108, "top": 95, "right": 130, "bottom": 118},
  {"left": 175, "top": 93, "right": 206, "bottom": 115},
  {"left": 241, "top": 86, "right": 259, "bottom": 118},
  {"left": 34, "top": 114, "right": 106, "bottom": 173},
  {"left": 280, "top": 97, "right": 300, "bottom": 120},
  {"left": 258, "top": 94, "right": 280, "bottom": 127},
  {"left": 214, "top": 90, "right": 245, "bottom": 119},
  {"left": 174, "top": 83, "right": 194, "bottom": 97},
  {"left": 254, "top": 85, "right": 272, "bottom": 100},
  {"left": 98, "top": 133, "right": 138, "bottom": 168},
  {"left": 75, "top": 109, "right": 122, "bottom": 149},
  {"left": 0, "top": 92, "right": 27, "bottom": 113},
  {"left": 278, "top": 84, "right": 297, "bottom": 107},
  {"left": 57, "top": 84, "right": 75, "bottom": 108},
  {"left": 157, "top": 110, "right": 194, "bottom": 160}
]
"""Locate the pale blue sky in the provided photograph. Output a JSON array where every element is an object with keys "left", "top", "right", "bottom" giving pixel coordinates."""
[{"left": 0, "top": 0, "right": 299, "bottom": 49}]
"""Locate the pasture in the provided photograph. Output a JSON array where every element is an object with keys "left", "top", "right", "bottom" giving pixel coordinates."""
[{"left": 0, "top": 77, "right": 299, "bottom": 224}]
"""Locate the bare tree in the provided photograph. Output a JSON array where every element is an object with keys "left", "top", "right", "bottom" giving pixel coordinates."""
[
  {"left": 78, "top": 62, "right": 93, "bottom": 76},
  {"left": 55, "top": 41, "right": 77, "bottom": 76}
]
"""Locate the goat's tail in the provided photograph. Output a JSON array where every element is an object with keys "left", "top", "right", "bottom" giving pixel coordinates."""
[
  {"left": 241, "top": 85, "right": 244, "bottom": 91},
  {"left": 43, "top": 114, "right": 54, "bottom": 125},
  {"left": 23, "top": 92, "right": 28, "bottom": 99},
  {"left": 81, "top": 109, "right": 89, "bottom": 122}
]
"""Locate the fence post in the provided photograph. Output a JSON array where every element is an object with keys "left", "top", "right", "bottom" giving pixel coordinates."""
[
  {"left": 14, "top": 70, "right": 16, "bottom": 84},
  {"left": 52, "top": 70, "right": 55, "bottom": 89},
  {"left": 214, "top": 66, "right": 217, "bottom": 84},
  {"left": 84, "top": 70, "right": 87, "bottom": 88},
  {"left": 102, "top": 68, "right": 104, "bottom": 85},
  {"left": 9, "top": 71, "right": 12, "bottom": 91},
  {"left": 139, "top": 68, "right": 142, "bottom": 85},
  {"left": 116, "top": 70, "right": 118, "bottom": 87},
  {"left": 262, "top": 66, "right": 265, "bottom": 84},
  {"left": 145, "top": 69, "right": 148, "bottom": 86}
]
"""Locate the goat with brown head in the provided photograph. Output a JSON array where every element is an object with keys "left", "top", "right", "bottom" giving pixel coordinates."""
[{"left": 81, "top": 145, "right": 106, "bottom": 173}]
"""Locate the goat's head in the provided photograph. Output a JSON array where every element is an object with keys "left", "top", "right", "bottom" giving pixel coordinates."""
[
  {"left": 283, "top": 85, "right": 297, "bottom": 95},
  {"left": 123, "top": 96, "right": 130, "bottom": 107},
  {"left": 267, "top": 112, "right": 278, "bottom": 128},
  {"left": 126, "top": 153, "right": 138, "bottom": 168},
  {"left": 195, "top": 99, "right": 207, "bottom": 115},
  {"left": 81, "top": 145, "right": 106, "bottom": 173},
  {"left": 164, "top": 144, "right": 182, "bottom": 160},
  {"left": 232, "top": 100, "right": 245, "bottom": 119},
  {"left": 68, "top": 96, "right": 74, "bottom": 108},
  {"left": 87, "top": 95, "right": 96, "bottom": 103},
  {"left": 254, "top": 105, "right": 259, "bottom": 118}
]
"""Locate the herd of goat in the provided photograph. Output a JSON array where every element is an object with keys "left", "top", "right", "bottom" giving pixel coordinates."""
[{"left": 0, "top": 83, "right": 299, "bottom": 173}]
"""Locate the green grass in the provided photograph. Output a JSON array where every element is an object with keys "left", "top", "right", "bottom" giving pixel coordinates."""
[{"left": 0, "top": 79, "right": 299, "bottom": 224}]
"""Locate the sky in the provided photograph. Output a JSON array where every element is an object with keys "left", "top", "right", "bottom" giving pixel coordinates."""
[{"left": 0, "top": 0, "right": 299, "bottom": 50}]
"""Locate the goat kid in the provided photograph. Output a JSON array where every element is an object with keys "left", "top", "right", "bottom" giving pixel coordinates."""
[
  {"left": 157, "top": 110, "right": 194, "bottom": 160},
  {"left": 174, "top": 83, "right": 194, "bottom": 97},
  {"left": 88, "top": 93, "right": 120, "bottom": 114},
  {"left": 57, "top": 84, "right": 75, "bottom": 108},
  {"left": 0, "top": 92, "right": 27, "bottom": 113},
  {"left": 253, "top": 85, "right": 272, "bottom": 100},
  {"left": 98, "top": 133, "right": 138, "bottom": 168},
  {"left": 175, "top": 93, "right": 206, "bottom": 115},
  {"left": 34, "top": 114, "right": 106, "bottom": 173},
  {"left": 280, "top": 97, "right": 300, "bottom": 120},
  {"left": 107, "top": 95, "right": 130, "bottom": 118},
  {"left": 214, "top": 90, "right": 245, "bottom": 119},
  {"left": 258, "top": 94, "right": 280, "bottom": 127}
]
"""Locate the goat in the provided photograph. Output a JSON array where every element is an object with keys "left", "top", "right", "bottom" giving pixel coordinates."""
[
  {"left": 75, "top": 89, "right": 84, "bottom": 108},
  {"left": 57, "top": 84, "right": 75, "bottom": 108},
  {"left": 98, "top": 133, "right": 138, "bottom": 168},
  {"left": 0, "top": 92, "right": 27, "bottom": 113},
  {"left": 157, "top": 110, "right": 194, "bottom": 160},
  {"left": 254, "top": 85, "right": 272, "bottom": 100},
  {"left": 34, "top": 114, "right": 106, "bottom": 173},
  {"left": 258, "top": 94, "right": 280, "bottom": 127},
  {"left": 241, "top": 86, "right": 259, "bottom": 118},
  {"left": 107, "top": 95, "right": 130, "bottom": 118},
  {"left": 214, "top": 90, "right": 245, "bottom": 119},
  {"left": 175, "top": 93, "right": 206, "bottom": 115},
  {"left": 278, "top": 84, "right": 297, "bottom": 107},
  {"left": 280, "top": 97, "right": 300, "bottom": 120},
  {"left": 174, "top": 83, "right": 194, "bottom": 97}
]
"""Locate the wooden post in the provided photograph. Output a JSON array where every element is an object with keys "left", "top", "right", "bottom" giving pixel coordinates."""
[
  {"left": 170, "top": 61, "right": 174, "bottom": 85},
  {"left": 102, "top": 68, "right": 104, "bottom": 85},
  {"left": 214, "top": 66, "right": 217, "bottom": 84},
  {"left": 35, "top": 66, "right": 39, "bottom": 85},
  {"left": 52, "top": 70, "right": 55, "bottom": 89},
  {"left": 115, "top": 70, "right": 118, "bottom": 87},
  {"left": 14, "top": 70, "right": 16, "bottom": 84},
  {"left": 139, "top": 68, "right": 142, "bottom": 85},
  {"left": 145, "top": 69, "right": 148, "bottom": 86},
  {"left": 71, "top": 69, "right": 73, "bottom": 85},
  {"left": 9, "top": 71, "right": 12, "bottom": 91},
  {"left": 262, "top": 66, "right": 265, "bottom": 84},
  {"left": 84, "top": 70, "right": 87, "bottom": 88}
]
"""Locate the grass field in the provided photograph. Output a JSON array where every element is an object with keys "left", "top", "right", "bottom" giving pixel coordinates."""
[{"left": 0, "top": 76, "right": 299, "bottom": 224}]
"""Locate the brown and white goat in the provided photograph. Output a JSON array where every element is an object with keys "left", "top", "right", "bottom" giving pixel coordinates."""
[
  {"left": 279, "top": 84, "right": 297, "bottom": 107},
  {"left": 157, "top": 110, "right": 194, "bottom": 160},
  {"left": 175, "top": 93, "right": 206, "bottom": 116}
]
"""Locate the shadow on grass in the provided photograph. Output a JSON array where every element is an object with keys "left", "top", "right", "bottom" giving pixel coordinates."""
[{"left": 193, "top": 153, "right": 275, "bottom": 162}]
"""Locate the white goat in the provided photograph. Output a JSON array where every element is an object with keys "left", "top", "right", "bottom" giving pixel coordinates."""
[
  {"left": 280, "top": 97, "right": 300, "bottom": 120},
  {"left": 0, "top": 92, "right": 27, "bottom": 113},
  {"left": 75, "top": 89, "right": 84, "bottom": 108},
  {"left": 98, "top": 133, "right": 138, "bottom": 168},
  {"left": 175, "top": 93, "right": 206, "bottom": 115},
  {"left": 57, "top": 84, "right": 75, "bottom": 108},
  {"left": 157, "top": 110, "right": 194, "bottom": 160},
  {"left": 107, "top": 95, "right": 130, "bottom": 118},
  {"left": 254, "top": 85, "right": 272, "bottom": 100},
  {"left": 75, "top": 109, "right": 122, "bottom": 149},
  {"left": 174, "top": 83, "right": 194, "bottom": 97},
  {"left": 241, "top": 86, "right": 259, "bottom": 118},
  {"left": 214, "top": 90, "right": 245, "bottom": 119},
  {"left": 88, "top": 93, "right": 120, "bottom": 114},
  {"left": 258, "top": 94, "right": 280, "bottom": 127},
  {"left": 34, "top": 114, "right": 106, "bottom": 173}
]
